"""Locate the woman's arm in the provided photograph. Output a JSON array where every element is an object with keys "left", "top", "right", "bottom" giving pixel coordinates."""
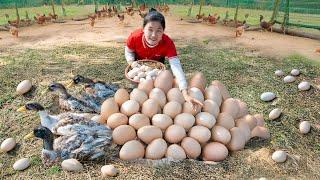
[{"left": 125, "top": 46, "right": 136, "bottom": 65}]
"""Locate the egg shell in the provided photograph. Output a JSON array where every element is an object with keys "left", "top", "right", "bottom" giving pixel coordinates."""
[
  {"left": 182, "top": 101, "right": 201, "bottom": 115},
  {"left": 137, "top": 125, "right": 163, "bottom": 144},
  {"left": 149, "top": 88, "right": 167, "bottom": 108},
  {"left": 298, "top": 81, "right": 311, "bottom": 91},
  {"left": 205, "top": 85, "right": 222, "bottom": 106},
  {"left": 260, "top": 92, "right": 276, "bottom": 102},
  {"left": 188, "top": 125, "right": 211, "bottom": 144},
  {"left": 114, "top": 89, "right": 130, "bottom": 106},
  {"left": 100, "top": 98, "right": 119, "bottom": 124},
  {"left": 254, "top": 114, "right": 265, "bottom": 127},
  {"left": 227, "top": 127, "right": 246, "bottom": 151},
  {"left": 272, "top": 150, "right": 287, "bottom": 163},
  {"left": 138, "top": 79, "right": 154, "bottom": 94},
  {"left": 195, "top": 112, "right": 216, "bottom": 129},
  {"left": 269, "top": 108, "right": 281, "bottom": 120},
  {"left": 275, "top": 70, "right": 285, "bottom": 76},
  {"left": 131, "top": 61, "right": 140, "bottom": 68},
  {"left": 216, "top": 112, "right": 235, "bottom": 130},
  {"left": 164, "top": 124, "right": 186, "bottom": 143},
  {"left": 202, "top": 142, "right": 228, "bottom": 162},
  {"left": 291, "top": 69, "right": 300, "bottom": 76},
  {"left": 181, "top": 137, "right": 201, "bottom": 159},
  {"left": 107, "top": 113, "right": 128, "bottom": 129},
  {"left": 141, "top": 99, "right": 159, "bottom": 119},
  {"left": 151, "top": 114, "right": 173, "bottom": 131},
  {"left": 130, "top": 88, "right": 148, "bottom": 106},
  {"left": 283, "top": 75, "right": 295, "bottom": 83},
  {"left": 221, "top": 98, "right": 240, "bottom": 119},
  {"left": 61, "top": 159, "right": 83, "bottom": 171},
  {"left": 147, "top": 70, "right": 157, "bottom": 77},
  {"left": 211, "top": 126, "right": 231, "bottom": 145},
  {"left": 112, "top": 125, "right": 136, "bottom": 145},
  {"left": 174, "top": 113, "right": 195, "bottom": 131},
  {"left": 101, "top": 165, "right": 119, "bottom": 177},
  {"left": 120, "top": 140, "right": 145, "bottom": 160},
  {"left": 299, "top": 121, "right": 311, "bottom": 134},
  {"left": 202, "top": 100, "right": 219, "bottom": 118},
  {"left": 166, "top": 144, "right": 186, "bottom": 160},
  {"left": 163, "top": 101, "right": 182, "bottom": 119},
  {"left": 120, "top": 100, "right": 140, "bottom": 116},
  {"left": 188, "top": 87, "right": 204, "bottom": 103},
  {"left": 1, "top": 138, "right": 16, "bottom": 152},
  {"left": 16, "top": 80, "right": 32, "bottom": 95},
  {"left": 189, "top": 72, "right": 206, "bottom": 93},
  {"left": 243, "top": 114, "right": 257, "bottom": 130},
  {"left": 235, "top": 99, "right": 249, "bottom": 119},
  {"left": 145, "top": 138, "right": 167, "bottom": 160},
  {"left": 211, "top": 80, "right": 231, "bottom": 101},
  {"left": 167, "top": 88, "right": 185, "bottom": 104},
  {"left": 154, "top": 70, "right": 174, "bottom": 93},
  {"left": 251, "top": 126, "right": 270, "bottom": 139},
  {"left": 235, "top": 119, "right": 251, "bottom": 142},
  {"left": 13, "top": 158, "right": 30, "bottom": 171},
  {"left": 133, "top": 76, "right": 139, "bottom": 81},
  {"left": 129, "top": 113, "right": 150, "bottom": 130},
  {"left": 138, "top": 72, "right": 146, "bottom": 78}
]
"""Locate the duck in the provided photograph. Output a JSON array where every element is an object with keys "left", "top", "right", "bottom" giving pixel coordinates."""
[
  {"left": 17, "top": 102, "right": 99, "bottom": 134},
  {"left": 48, "top": 82, "right": 98, "bottom": 113}
]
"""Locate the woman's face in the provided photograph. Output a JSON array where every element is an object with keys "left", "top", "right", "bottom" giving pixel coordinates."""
[{"left": 143, "top": 21, "right": 164, "bottom": 46}]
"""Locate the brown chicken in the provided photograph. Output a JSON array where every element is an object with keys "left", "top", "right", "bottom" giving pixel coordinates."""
[
  {"left": 196, "top": 13, "right": 205, "bottom": 20},
  {"left": 163, "top": 4, "right": 170, "bottom": 13},
  {"left": 207, "top": 14, "right": 220, "bottom": 24},
  {"left": 260, "top": 15, "right": 274, "bottom": 32},
  {"left": 235, "top": 26, "right": 245, "bottom": 37},
  {"left": 8, "top": 19, "right": 20, "bottom": 27},
  {"left": 138, "top": 10, "right": 147, "bottom": 18},
  {"left": 126, "top": 7, "right": 134, "bottom": 16},
  {"left": 139, "top": 3, "right": 147, "bottom": 11},
  {"left": 117, "top": 14, "right": 124, "bottom": 22},
  {"left": 10, "top": 26, "right": 18, "bottom": 37},
  {"left": 34, "top": 14, "right": 46, "bottom": 24},
  {"left": 112, "top": 6, "right": 118, "bottom": 15},
  {"left": 88, "top": 14, "right": 96, "bottom": 27},
  {"left": 49, "top": 13, "right": 58, "bottom": 20}
]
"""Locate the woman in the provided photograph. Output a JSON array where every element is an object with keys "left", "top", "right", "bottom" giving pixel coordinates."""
[{"left": 125, "top": 8, "right": 203, "bottom": 107}]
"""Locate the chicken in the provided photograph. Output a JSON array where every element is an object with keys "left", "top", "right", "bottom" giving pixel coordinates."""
[
  {"left": 207, "top": 13, "right": 220, "bottom": 24},
  {"left": 117, "top": 14, "right": 124, "bottom": 22},
  {"left": 34, "top": 14, "right": 46, "bottom": 24},
  {"left": 139, "top": 3, "right": 147, "bottom": 11},
  {"left": 8, "top": 19, "right": 20, "bottom": 27},
  {"left": 196, "top": 13, "right": 205, "bottom": 20},
  {"left": 126, "top": 7, "right": 134, "bottom": 16},
  {"left": 260, "top": 15, "right": 274, "bottom": 32},
  {"left": 10, "top": 26, "right": 19, "bottom": 37},
  {"left": 138, "top": 10, "right": 147, "bottom": 18},
  {"left": 112, "top": 6, "right": 118, "bottom": 15},
  {"left": 163, "top": 4, "right": 170, "bottom": 13},
  {"left": 88, "top": 15, "right": 96, "bottom": 27},
  {"left": 235, "top": 25, "right": 245, "bottom": 37},
  {"left": 49, "top": 13, "right": 58, "bottom": 20}
]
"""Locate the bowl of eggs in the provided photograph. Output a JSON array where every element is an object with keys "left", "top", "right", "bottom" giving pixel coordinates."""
[{"left": 125, "top": 60, "right": 166, "bottom": 84}]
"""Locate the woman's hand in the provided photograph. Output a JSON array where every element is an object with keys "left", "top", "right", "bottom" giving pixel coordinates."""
[{"left": 182, "top": 89, "right": 204, "bottom": 111}]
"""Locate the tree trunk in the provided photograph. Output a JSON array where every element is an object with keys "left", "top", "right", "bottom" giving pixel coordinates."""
[
  {"left": 50, "top": 0, "right": 56, "bottom": 15},
  {"left": 61, "top": 0, "right": 67, "bottom": 16},
  {"left": 270, "top": 0, "right": 281, "bottom": 23},
  {"left": 15, "top": 2, "right": 20, "bottom": 21}
]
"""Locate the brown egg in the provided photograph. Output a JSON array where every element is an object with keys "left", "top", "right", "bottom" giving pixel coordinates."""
[
  {"left": 129, "top": 113, "right": 150, "bottom": 130},
  {"left": 182, "top": 101, "right": 201, "bottom": 116},
  {"left": 181, "top": 137, "right": 201, "bottom": 159},
  {"left": 138, "top": 79, "right": 154, "bottom": 94},
  {"left": 236, "top": 99, "right": 249, "bottom": 118},
  {"left": 163, "top": 101, "right": 182, "bottom": 119},
  {"left": 119, "top": 140, "right": 145, "bottom": 160},
  {"left": 216, "top": 113, "right": 235, "bottom": 130},
  {"left": 251, "top": 126, "right": 270, "bottom": 139},
  {"left": 112, "top": 125, "right": 136, "bottom": 145},
  {"left": 205, "top": 85, "right": 222, "bottom": 106},
  {"left": 145, "top": 138, "right": 167, "bottom": 160},
  {"left": 202, "top": 100, "right": 219, "bottom": 118},
  {"left": 166, "top": 144, "right": 186, "bottom": 160},
  {"left": 114, "top": 88, "right": 130, "bottom": 106},
  {"left": 151, "top": 114, "right": 173, "bottom": 131},
  {"left": 107, "top": 113, "right": 128, "bottom": 129},
  {"left": 243, "top": 114, "right": 257, "bottom": 130},
  {"left": 221, "top": 98, "right": 240, "bottom": 119},
  {"left": 211, "top": 126, "right": 231, "bottom": 145},
  {"left": 167, "top": 88, "right": 185, "bottom": 104},
  {"left": 16, "top": 80, "right": 32, "bottom": 95},
  {"left": 165, "top": 125, "right": 186, "bottom": 143},
  {"left": 211, "top": 80, "right": 231, "bottom": 101},
  {"left": 227, "top": 127, "right": 246, "bottom": 151},
  {"left": 188, "top": 125, "right": 211, "bottom": 144},
  {"left": 235, "top": 119, "right": 251, "bottom": 142},
  {"left": 149, "top": 88, "right": 167, "bottom": 108},
  {"left": 137, "top": 125, "right": 163, "bottom": 144},
  {"left": 195, "top": 112, "right": 216, "bottom": 129},
  {"left": 100, "top": 98, "right": 119, "bottom": 124},
  {"left": 154, "top": 70, "right": 173, "bottom": 93},
  {"left": 202, "top": 142, "right": 228, "bottom": 161},
  {"left": 141, "top": 99, "right": 159, "bottom": 118},
  {"left": 130, "top": 88, "right": 148, "bottom": 106},
  {"left": 120, "top": 100, "right": 140, "bottom": 116},
  {"left": 254, "top": 114, "right": 265, "bottom": 127},
  {"left": 188, "top": 87, "right": 204, "bottom": 103},
  {"left": 172, "top": 78, "right": 179, "bottom": 88},
  {"left": 174, "top": 113, "right": 195, "bottom": 131},
  {"left": 189, "top": 72, "right": 206, "bottom": 93}
]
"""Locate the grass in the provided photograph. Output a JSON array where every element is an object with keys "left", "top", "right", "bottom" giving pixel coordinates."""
[{"left": 0, "top": 38, "right": 319, "bottom": 179}]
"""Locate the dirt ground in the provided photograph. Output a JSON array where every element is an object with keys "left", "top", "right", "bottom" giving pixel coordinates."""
[{"left": 1, "top": 14, "right": 320, "bottom": 61}]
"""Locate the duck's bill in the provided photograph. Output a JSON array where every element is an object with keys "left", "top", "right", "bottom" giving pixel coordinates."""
[
  {"left": 17, "top": 106, "right": 27, "bottom": 112},
  {"left": 24, "top": 132, "right": 35, "bottom": 140}
]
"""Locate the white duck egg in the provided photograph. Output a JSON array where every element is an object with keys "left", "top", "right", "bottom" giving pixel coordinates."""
[
  {"left": 272, "top": 150, "right": 287, "bottom": 163},
  {"left": 299, "top": 121, "right": 311, "bottom": 134},
  {"left": 1, "top": 138, "right": 16, "bottom": 152},
  {"left": 298, "top": 81, "right": 311, "bottom": 91},
  {"left": 283, "top": 75, "right": 295, "bottom": 83},
  {"left": 269, "top": 108, "right": 282, "bottom": 120},
  {"left": 291, "top": 69, "right": 300, "bottom": 76},
  {"left": 13, "top": 158, "right": 30, "bottom": 171},
  {"left": 101, "top": 165, "right": 119, "bottom": 177},
  {"left": 275, "top": 70, "right": 285, "bottom": 76},
  {"left": 61, "top": 159, "right": 83, "bottom": 171}
]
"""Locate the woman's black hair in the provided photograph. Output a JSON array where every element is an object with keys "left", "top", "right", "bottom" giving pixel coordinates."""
[{"left": 143, "top": 8, "right": 165, "bottom": 29}]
